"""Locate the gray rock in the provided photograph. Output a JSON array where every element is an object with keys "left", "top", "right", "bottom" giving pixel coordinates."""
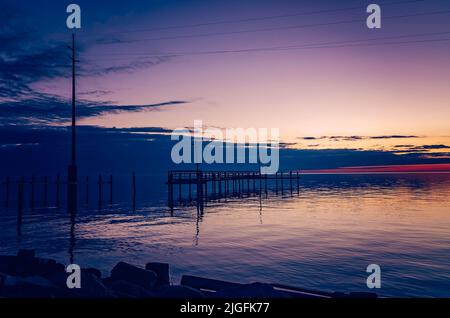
[
  {"left": 159, "top": 285, "right": 205, "bottom": 298},
  {"left": 111, "top": 262, "right": 157, "bottom": 291},
  {"left": 0, "top": 255, "right": 65, "bottom": 278},
  {"left": 0, "top": 272, "right": 6, "bottom": 292},
  {"left": 17, "top": 249, "right": 35, "bottom": 259},
  {"left": 0, "top": 255, "right": 18, "bottom": 275},
  {"left": 145, "top": 262, "right": 170, "bottom": 286},
  {"left": 214, "top": 282, "right": 290, "bottom": 298},
  {"left": 4, "top": 275, "right": 56, "bottom": 288},
  {"left": 106, "top": 280, "right": 155, "bottom": 298},
  {"left": 68, "top": 272, "right": 113, "bottom": 298},
  {"left": 1, "top": 274, "right": 61, "bottom": 298},
  {"left": 83, "top": 267, "right": 102, "bottom": 279}
]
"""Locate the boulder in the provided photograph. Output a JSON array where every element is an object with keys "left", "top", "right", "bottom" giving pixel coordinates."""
[
  {"left": 331, "top": 291, "right": 377, "bottom": 298},
  {"left": 0, "top": 272, "right": 6, "bottom": 292},
  {"left": 34, "top": 258, "right": 66, "bottom": 279},
  {"left": 106, "top": 280, "right": 155, "bottom": 298},
  {"left": 0, "top": 255, "right": 18, "bottom": 275},
  {"left": 67, "top": 272, "right": 113, "bottom": 298},
  {"left": 214, "top": 282, "right": 290, "bottom": 298},
  {"left": 159, "top": 285, "right": 205, "bottom": 298},
  {"left": 111, "top": 262, "right": 157, "bottom": 291},
  {"left": 0, "top": 255, "right": 65, "bottom": 278},
  {"left": 1, "top": 274, "right": 61, "bottom": 298},
  {"left": 46, "top": 270, "right": 68, "bottom": 289},
  {"left": 17, "top": 249, "right": 35, "bottom": 259},
  {"left": 145, "top": 262, "right": 170, "bottom": 287},
  {"left": 83, "top": 267, "right": 102, "bottom": 279}
]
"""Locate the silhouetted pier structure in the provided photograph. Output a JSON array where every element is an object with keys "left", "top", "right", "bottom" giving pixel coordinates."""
[
  {"left": 1, "top": 174, "right": 115, "bottom": 211},
  {"left": 167, "top": 170, "right": 300, "bottom": 211}
]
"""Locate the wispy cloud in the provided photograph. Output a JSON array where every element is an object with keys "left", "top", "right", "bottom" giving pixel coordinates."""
[
  {"left": 298, "top": 135, "right": 419, "bottom": 141},
  {"left": 0, "top": 94, "right": 189, "bottom": 125}
]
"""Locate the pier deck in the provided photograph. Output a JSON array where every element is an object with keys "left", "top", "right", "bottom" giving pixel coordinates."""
[{"left": 166, "top": 170, "right": 301, "bottom": 211}]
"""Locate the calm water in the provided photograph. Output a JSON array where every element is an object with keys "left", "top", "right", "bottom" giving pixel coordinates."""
[{"left": 1, "top": 173, "right": 450, "bottom": 297}]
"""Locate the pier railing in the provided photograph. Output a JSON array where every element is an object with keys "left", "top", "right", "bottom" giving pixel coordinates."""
[
  {"left": 1, "top": 174, "right": 116, "bottom": 210},
  {"left": 1, "top": 170, "right": 301, "bottom": 213},
  {"left": 167, "top": 170, "right": 301, "bottom": 211}
]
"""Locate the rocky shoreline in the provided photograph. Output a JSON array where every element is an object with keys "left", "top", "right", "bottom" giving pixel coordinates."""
[{"left": 1, "top": 250, "right": 377, "bottom": 298}]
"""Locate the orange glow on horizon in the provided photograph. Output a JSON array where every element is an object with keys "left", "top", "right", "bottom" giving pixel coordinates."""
[{"left": 302, "top": 163, "right": 450, "bottom": 173}]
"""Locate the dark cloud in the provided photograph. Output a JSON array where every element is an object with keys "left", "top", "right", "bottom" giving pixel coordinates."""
[
  {"left": 392, "top": 144, "right": 450, "bottom": 152},
  {"left": 78, "top": 90, "right": 113, "bottom": 98},
  {"left": 0, "top": 4, "right": 173, "bottom": 103},
  {"left": 298, "top": 136, "right": 322, "bottom": 140},
  {"left": 0, "top": 125, "right": 449, "bottom": 177},
  {"left": 83, "top": 56, "right": 172, "bottom": 77},
  {"left": 0, "top": 94, "right": 189, "bottom": 125},
  {"left": 329, "top": 136, "right": 363, "bottom": 141},
  {"left": 415, "top": 144, "right": 450, "bottom": 150},
  {"left": 369, "top": 135, "right": 418, "bottom": 139},
  {"left": 298, "top": 135, "right": 420, "bottom": 141}
]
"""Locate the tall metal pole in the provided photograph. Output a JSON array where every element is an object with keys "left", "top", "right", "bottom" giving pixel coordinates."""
[
  {"left": 67, "top": 33, "right": 77, "bottom": 211},
  {"left": 71, "top": 33, "right": 76, "bottom": 166}
]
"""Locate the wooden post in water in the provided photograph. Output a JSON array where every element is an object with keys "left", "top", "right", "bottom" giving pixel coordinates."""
[
  {"left": 109, "top": 175, "right": 113, "bottom": 206},
  {"left": 264, "top": 173, "right": 268, "bottom": 194},
  {"left": 297, "top": 171, "right": 300, "bottom": 194},
  {"left": 259, "top": 172, "right": 262, "bottom": 192},
  {"left": 98, "top": 174, "right": 102, "bottom": 210},
  {"left": 189, "top": 180, "right": 192, "bottom": 201},
  {"left": 275, "top": 172, "right": 278, "bottom": 194},
  {"left": 178, "top": 175, "right": 182, "bottom": 204},
  {"left": 238, "top": 173, "right": 241, "bottom": 194},
  {"left": 253, "top": 172, "right": 256, "bottom": 193},
  {"left": 168, "top": 172, "right": 173, "bottom": 213},
  {"left": 85, "top": 176, "right": 89, "bottom": 205},
  {"left": 5, "top": 177, "right": 10, "bottom": 209},
  {"left": 281, "top": 172, "right": 284, "bottom": 193},
  {"left": 225, "top": 173, "right": 228, "bottom": 198},
  {"left": 204, "top": 177, "right": 208, "bottom": 201},
  {"left": 132, "top": 172, "right": 136, "bottom": 211},
  {"left": 17, "top": 178, "right": 24, "bottom": 236},
  {"left": 197, "top": 170, "right": 204, "bottom": 210},
  {"left": 290, "top": 171, "right": 293, "bottom": 194},
  {"left": 43, "top": 176, "right": 48, "bottom": 207},
  {"left": 31, "top": 175, "right": 35, "bottom": 210},
  {"left": 56, "top": 174, "right": 60, "bottom": 207}
]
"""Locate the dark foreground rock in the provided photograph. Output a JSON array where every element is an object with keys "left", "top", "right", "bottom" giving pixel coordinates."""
[
  {"left": 111, "top": 261, "right": 158, "bottom": 290},
  {"left": 159, "top": 285, "right": 205, "bottom": 298},
  {"left": 214, "top": 282, "right": 290, "bottom": 298},
  {"left": 0, "top": 250, "right": 376, "bottom": 298},
  {"left": 145, "top": 262, "right": 170, "bottom": 287},
  {"left": 105, "top": 280, "right": 155, "bottom": 298}
]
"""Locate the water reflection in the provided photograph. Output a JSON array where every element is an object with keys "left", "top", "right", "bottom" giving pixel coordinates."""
[{"left": 2, "top": 173, "right": 450, "bottom": 297}]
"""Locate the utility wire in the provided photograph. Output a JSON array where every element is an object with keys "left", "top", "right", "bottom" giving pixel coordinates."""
[
  {"left": 80, "top": 0, "right": 426, "bottom": 37},
  {"left": 81, "top": 30, "right": 450, "bottom": 60},
  {"left": 110, "top": 10, "right": 450, "bottom": 43}
]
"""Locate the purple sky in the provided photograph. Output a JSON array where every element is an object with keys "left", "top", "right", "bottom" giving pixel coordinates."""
[{"left": 1, "top": 0, "right": 450, "bottom": 163}]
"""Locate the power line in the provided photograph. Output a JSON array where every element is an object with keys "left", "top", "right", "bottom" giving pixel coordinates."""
[
  {"left": 80, "top": 0, "right": 426, "bottom": 37},
  {"left": 80, "top": 37, "right": 450, "bottom": 61},
  {"left": 81, "top": 30, "right": 450, "bottom": 60},
  {"left": 94, "top": 9, "right": 450, "bottom": 44}
]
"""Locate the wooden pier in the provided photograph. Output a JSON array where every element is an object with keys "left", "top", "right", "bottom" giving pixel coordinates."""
[{"left": 166, "top": 170, "right": 300, "bottom": 211}]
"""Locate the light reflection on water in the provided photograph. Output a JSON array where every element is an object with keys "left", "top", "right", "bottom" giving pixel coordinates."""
[{"left": 1, "top": 173, "right": 450, "bottom": 297}]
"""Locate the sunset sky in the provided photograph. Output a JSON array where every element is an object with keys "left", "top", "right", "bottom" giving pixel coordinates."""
[{"left": 1, "top": 0, "right": 450, "bottom": 174}]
